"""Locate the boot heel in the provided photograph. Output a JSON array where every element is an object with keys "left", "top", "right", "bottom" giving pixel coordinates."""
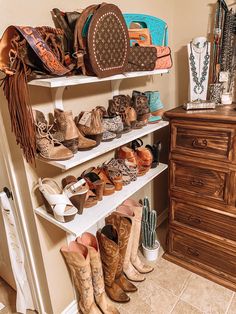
[
  {"left": 94, "top": 182, "right": 104, "bottom": 201},
  {"left": 88, "top": 133, "right": 103, "bottom": 146},
  {"left": 63, "top": 138, "right": 78, "bottom": 154},
  {"left": 70, "top": 193, "right": 87, "bottom": 215}
]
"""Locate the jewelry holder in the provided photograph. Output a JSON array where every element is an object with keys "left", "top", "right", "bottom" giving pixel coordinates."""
[{"left": 188, "top": 36, "right": 211, "bottom": 102}]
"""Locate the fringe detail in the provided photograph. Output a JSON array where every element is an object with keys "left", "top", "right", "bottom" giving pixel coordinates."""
[{"left": 2, "top": 58, "right": 36, "bottom": 164}]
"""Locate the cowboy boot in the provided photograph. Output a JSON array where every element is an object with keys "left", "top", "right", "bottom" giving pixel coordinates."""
[
  {"left": 105, "top": 213, "right": 138, "bottom": 291},
  {"left": 61, "top": 241, "right": 102, "bottom": 314},
  {"left": 78, "top": 233, "right": 120, "bottom": 314},
  {"left": 54, "top": 109, "right": 79, "bottom": 153},
  {"left": 97, "top": 225, "right": 129, "bottom": 303},
  {"left": 116, "top": 205, "right": 146, "bottom": 282},
  {"left": 122, "top": 199, "right": 154, "bottom": 274}
]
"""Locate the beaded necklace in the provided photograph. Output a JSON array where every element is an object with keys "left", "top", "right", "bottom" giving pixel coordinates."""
[{"left": 189, "top": 41, "right": 210, "bottom": 94}]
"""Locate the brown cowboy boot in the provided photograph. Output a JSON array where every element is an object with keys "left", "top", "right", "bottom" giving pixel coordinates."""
[
  {"left": 97, "top": 225, "right": 130, "bottom": 303},
  {"left": 105, "top": 212, "right": 138, "bottom": 292},
  {"left": 61, "top": 241, "right": 102, "bottom": 314},
  {"left": 122, "top": 199, "right": 154, "bottom": 274},
  {"left": 78, "top": 233, "right": 120, "bottom": 314},
  {"left": 54, "top": 109, "right": 79, "bottom": 153}
]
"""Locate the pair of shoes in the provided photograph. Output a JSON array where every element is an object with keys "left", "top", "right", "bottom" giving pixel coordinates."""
[
  {"left": 33, "top": 110, "right": 74, "bottom": 161},
  {"left": 97, "top": 106, "right": 123, "bottom": 141},
  {"left": 117, "top": 144, "right": 153, "bottom": 176},
  {"left": 61, "top": 233, "right": 119, "bottom": 314},
  {"left": 97, "top": 214, "right": 137, "bottom": 303},
  {"left": 117, "top": 199, "right": 154, "bottom": 281},
  {"left": 146, "top": 141, "right": 162, "bottom": 168},
  {"left": 145, "top": 91, "right": 165, "bottom": 123},
  {"left": 34, "top": 178, "right": 78, "bottom": 222},
  {"left": 108, "top": 95, "right": 140, "bottom": 132},
  {"left": 74, "top": 107, "right": 104, "bottom": 147}
]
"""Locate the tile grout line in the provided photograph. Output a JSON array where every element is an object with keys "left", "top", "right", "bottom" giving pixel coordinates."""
[
  {"left": 225, "top": 292, "right": 235, "bottom": 314},
  {"left": 169, "top": 272, "right": 193, "bottom": 313}
]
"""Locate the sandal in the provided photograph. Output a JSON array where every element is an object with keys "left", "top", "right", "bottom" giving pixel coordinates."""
[
  {"left": 92, "top": 167, "right": 116, "bottom": 196},
  {"left": 81, "top": 169, "right": 104, "bottom": 201},
  {"left": 34, "top": 178, "right": 78, "bottom": 222},
  {"left": 106, "top": 158, "right": 138, "bottom": 185},
  {"left": 62, "top": 176, "right": 89, "bottom": 214},
  {"left": 102, "top": 165, "right": 123, "bottom": 191},
  {"left": 146, "top": 141, "right": 162, "bottom": 168}
]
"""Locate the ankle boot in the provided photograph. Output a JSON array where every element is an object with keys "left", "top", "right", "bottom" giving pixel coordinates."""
[
  {"left": 116, "top": 205, "right": 146, "bottom": 282},
  {"left": 61, "top": 241, "right": 102, "bottom": 314},
  {"left": 105, "top": 213, "right": 138, "bottom": 291},
  {"left": 54, "top": 109, "right": 79, "bottom": 154},
  {"left": 97, "top": 225, "right": 130, "bottom": 303},
  {"left": 78, "top": 233, "right": 120, "bottom": 314},
  {"left": 145, "top": 91, "right": 164, "bottom": 123},
  {"left": 123, "top": 199, "right": 154, "bottom": 274}
]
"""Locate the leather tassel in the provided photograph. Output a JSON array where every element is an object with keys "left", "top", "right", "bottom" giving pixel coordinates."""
[{"left": 2, "top": 58, "right": 36, "bottom": 164}]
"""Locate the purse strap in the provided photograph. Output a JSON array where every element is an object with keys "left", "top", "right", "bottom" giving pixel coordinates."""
[{"left": 15, "top": 26, "right": 70, "bottom": 76}]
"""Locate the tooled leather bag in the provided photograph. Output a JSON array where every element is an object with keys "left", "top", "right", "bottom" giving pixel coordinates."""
[
  {"left": 74, "top": 3, "right": 130, "bottom": 78},
  {"left": 0, "top": 26, "right": 69, "bottom": 163}
]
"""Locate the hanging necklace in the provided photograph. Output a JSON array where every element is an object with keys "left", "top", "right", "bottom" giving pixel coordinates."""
[{"left": 189, "top": 41, "right": 210, "bottom": 94}]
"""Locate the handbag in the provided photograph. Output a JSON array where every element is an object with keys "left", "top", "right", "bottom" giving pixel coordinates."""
[
  {"left": 155, "top": 46, "right": 172, "bottom": 69},
  {"left": 0, "top": 26, "right": 69, "bottom": 163},
  {"left": 125, "top": 44, "right": 157, "bottom": 72},
  {"left": 74, "top": 3, "right": 130, "bottom": 78}
]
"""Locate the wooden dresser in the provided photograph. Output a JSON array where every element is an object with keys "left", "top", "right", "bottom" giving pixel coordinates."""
[{"left": 164, "top": 105, "right": 236, "bottom": 291}]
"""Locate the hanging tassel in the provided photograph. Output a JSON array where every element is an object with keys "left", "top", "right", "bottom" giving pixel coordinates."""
[{"left": 2, "top": 58, "right": 36, "bottom": 164}]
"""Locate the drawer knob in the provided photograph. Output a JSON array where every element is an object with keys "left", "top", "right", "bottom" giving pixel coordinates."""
[
  {"left": 192, "top": 138, "right": 208, "bottom": 149},
  {"left": 187, "top": 247, "right": 200, "bottom": 257},
  {"left": 190, "top": 179, "right": 204, "bottom": 187},
  {"left": 188, "top": 216, "right": 201, "bottom": 224}
]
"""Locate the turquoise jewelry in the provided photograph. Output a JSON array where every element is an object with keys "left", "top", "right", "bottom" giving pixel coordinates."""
[{"left": 189, "top": 41, "right": 210, "bottom": 94}]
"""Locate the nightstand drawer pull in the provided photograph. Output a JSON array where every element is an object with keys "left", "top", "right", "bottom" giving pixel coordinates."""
[
  {"left": 188, "top": 216, "right": 201, "bottom": 224},
  {"left": 187, "top": 247, "right": 200, "bottom": 257},
  {"left": 190, "top": 179, "right": 204, "bottom": 187},
  {"left": 192, "top": 138, "right": 208, "bottom": 149}
]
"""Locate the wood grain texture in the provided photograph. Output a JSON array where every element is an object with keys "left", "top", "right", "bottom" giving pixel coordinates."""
[{"left": 165, "top": 105, "right": 236, "bottom": 291}]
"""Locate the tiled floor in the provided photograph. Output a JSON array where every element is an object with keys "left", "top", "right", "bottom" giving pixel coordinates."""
[{"left": 0, "top": 221, "right": 236, "bottom": 314}]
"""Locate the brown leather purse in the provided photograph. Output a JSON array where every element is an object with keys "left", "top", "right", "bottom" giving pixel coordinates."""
[
  {"left": 0, "top": 26, "right": 69, "bottom": 163},
  {"left": 125, "top": 44, "right": 157, "bottom": 72},
  {"left": 74, "top": 3, "right": 130, "bottom": 78}
]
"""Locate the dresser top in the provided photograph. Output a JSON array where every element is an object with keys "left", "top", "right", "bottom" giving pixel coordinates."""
[{"left": 165, "top": 105, "right": 236, "bottom": 123}]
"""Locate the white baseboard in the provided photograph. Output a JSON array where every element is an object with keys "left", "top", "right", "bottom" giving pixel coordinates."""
[{"left": 61, "top": 300, "right": 78, "bottom": 314}]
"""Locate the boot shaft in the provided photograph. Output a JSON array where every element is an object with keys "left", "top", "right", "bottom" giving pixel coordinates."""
[{"left": 54, "top": 109, "right": 78, "bottom": 140}]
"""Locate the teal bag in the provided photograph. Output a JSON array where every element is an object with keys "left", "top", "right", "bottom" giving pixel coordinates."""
[{"left": 123, "top": 14, "right": 168, "bottom": 46}]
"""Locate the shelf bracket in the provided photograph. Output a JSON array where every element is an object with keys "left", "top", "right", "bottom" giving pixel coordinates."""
[
  {"left": 51, "top": 86, "right": 66, "bottom": 110},
  {"left": 111, "top": 79, "right": 122, "bottom": 97}
]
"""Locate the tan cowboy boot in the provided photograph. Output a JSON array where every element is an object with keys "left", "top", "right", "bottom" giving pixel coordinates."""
[
  {"left": 54, "top": 109, "right": 79, "bottom": 153},
  {"left": 122, "top": 199, "right": 154, "bottom": 274},
  {"left": 61, "top": 241, "right": 102, "bottom": 314},
  {"left": 78, "top": 233, "right": 120, "bottom": 314},
  {"left": 116, "top": 205, "right": 146, "bottom": 282},
  {"left": 105, "top": 213, "right": 138, "bottom": 290},
  {"left": 97, "top": 225, "right": 130, "bottom": 303}
]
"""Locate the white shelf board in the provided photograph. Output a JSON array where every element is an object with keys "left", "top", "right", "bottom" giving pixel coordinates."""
[
  {"left": 35, "top": 163, "right": 168, "bottom": 237},
  {"left": 38, "top": 121, "right": 169, "bottom": 170},
  {"left": 28, "top": 69, "right": 169, "bottom": 88}
]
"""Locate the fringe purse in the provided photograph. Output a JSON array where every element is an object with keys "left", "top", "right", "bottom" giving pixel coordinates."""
[{"left": 0, "top": 26, "right": 70, "bottom": 163}]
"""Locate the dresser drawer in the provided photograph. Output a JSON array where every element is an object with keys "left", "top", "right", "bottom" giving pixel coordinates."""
[
  {"left": 169, "top": 229, "right": 236, "bottom": 281},
  {"left": 171, "top": 121, "right": 235, "bottom": 162},
  {"left": 170, "top": 199, "right": 236, "bottom": 243},
  {"left": 170, "top": 159, "right": 234, "bottom": 206}
]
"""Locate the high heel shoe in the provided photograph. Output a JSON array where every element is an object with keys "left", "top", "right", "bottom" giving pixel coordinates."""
[
  {"left": 146, "top": 141, "right": 162, "bottom": 168},
  {"left": 62, "top": 176, "right": 89, "bottom": 214},
  {"left": 34, "top": 178, "right": 78, "bottom": 222},
  {"left": 81, "top": 169, "right": 105, "bottom": 201}
]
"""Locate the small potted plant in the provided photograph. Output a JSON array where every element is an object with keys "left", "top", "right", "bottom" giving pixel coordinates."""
[{"left": 141, "top": 197, "right": 160, "bottom": 261}]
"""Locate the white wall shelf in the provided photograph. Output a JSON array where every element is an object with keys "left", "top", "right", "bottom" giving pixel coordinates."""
[
  {"left": 28, "top": 69, "right": 169, "bottom": 88},
  {"left": 35, "top": 163, "right": 168, "bottom": 237},
  {"left": 37, "top": 121, "right": 169, "bottom": 170}
]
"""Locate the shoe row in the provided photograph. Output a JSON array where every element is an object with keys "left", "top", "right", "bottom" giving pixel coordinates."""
[
  {"left": 33, "top": 90, "right": 164, "bottom": 161},
  {"left": 34, "top": 140, "right": 162, "bottom": 223},
  {"left": 61, "top": 198, "right": 154, "bottom": 314}
]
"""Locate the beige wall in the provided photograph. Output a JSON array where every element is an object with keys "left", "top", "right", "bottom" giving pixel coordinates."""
[{"left": 0, "top": 0, "right": 232, "bottom": 313}]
